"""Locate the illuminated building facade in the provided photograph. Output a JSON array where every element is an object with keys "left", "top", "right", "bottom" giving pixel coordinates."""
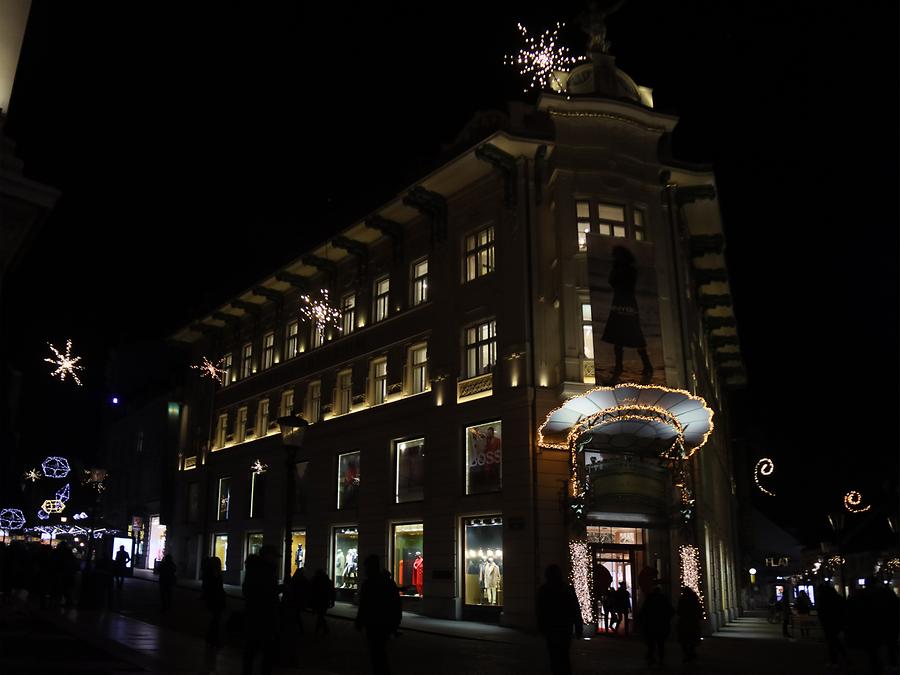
[{"left": 168, "top": 28, "right": 744, "bottom": 632}]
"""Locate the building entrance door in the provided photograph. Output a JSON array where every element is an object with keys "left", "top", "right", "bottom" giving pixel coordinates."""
[{"left": 588, "top": 526, "right": 646, "bottom": 634}]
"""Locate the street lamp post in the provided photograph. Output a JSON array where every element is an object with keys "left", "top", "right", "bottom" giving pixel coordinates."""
[
  {"left": 827, "top": 513, "right": 846, "bottom": 597},
  {"left": 277, "top": 414, "right": 308, "bottom": 586}
]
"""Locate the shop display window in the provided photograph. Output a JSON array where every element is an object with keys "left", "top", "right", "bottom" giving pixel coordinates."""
[
  {"left": 395, "top": 438, "right": 424, "bottom": 503},
  {"left": 213, "top": 534, "right": 228, "bottom": 571},
  {"left": 333, "top": 527, "right": 359, "bottom": 590},
  {"left": 337, "top": 452, "right": 360, "bottom": 509},
  {"left": 586, "top": 526, "right": 644, "bottom": 545},
  {"left": 290, "top": 530, "right": 307, "bottom": 576},
  {"left": 463, "top": 516, "right": 503, "bottom": 606},
  {"left": 465, "top": 421, "right": 502, "bottom": 495},
  {"left": 295, "top": 461, "right": 309, "bottom": 514},
  {"left": 217, "top": 477, "right": 231, "bottom": 521},
  {"left": 393, "top": 523, "right": 424, "bottom": 597},
  {"left": 246, "top": 532, "right": 264, "bottom": 559}
]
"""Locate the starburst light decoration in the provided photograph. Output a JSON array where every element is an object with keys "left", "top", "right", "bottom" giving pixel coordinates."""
[
  {"left": 754, "top": 458, "right": 776, "bottom": 497},
  {"left": 300, "top": 289, "right": 342, "bottom": 335},
  {"left": 192, "top": 356, "right": 227, "bottom": 384},
  {"left": 844, "top": 490, "right": 872, "bottom": 514},
  {"left": 251, "top": 459, "right": 268, "bottom": 475},
  {"left": 504, "top": 22, "right": 587, "bottom": 93},
  {"left": 41, "top": 456, "right": 70, "bottom": 479},
  {"left": 24, "top": 468, "right": 42, "bottom": 483},
  {"left": 44, "top": 339, "right": 84, "bottom": 385},
  {"left": 0, "top": 508, "right": 26, "bottom": 530}
]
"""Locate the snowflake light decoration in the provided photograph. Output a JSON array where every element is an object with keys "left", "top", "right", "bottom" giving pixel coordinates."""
[
  {"left": 0, "top": 508, "right": 26, "bottom": 530},
  {"left": 55, "top": 484, "right": 71, "bottom": 503},
  {"left": 44, "top": 339, "right": 84, "bottom": 385},
  {"left": 251, "top": 459, "right": 268, "bottom": 475},
  {"left": 300, "top": 289, "right": 342, "bottom": 334},
  {"left": 24, "top": 468, "right": 42, "bottom": 483},
  {"left": 754, "top": 458, "right": 776, "bottom": 497},
  {"left": 41, "top": 456, "right": 70, "bottom": 479},
  {"left": 504, "top": 22, "right": 586, "bottom": 93},
  {"left": 191, "top": 356, "right": 227, "bottom": 384},
  {"left": 844, "top": 490, "right": 872, "bottom": 514}
]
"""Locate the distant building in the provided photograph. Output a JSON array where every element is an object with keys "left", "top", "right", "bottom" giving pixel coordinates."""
[{"left": 168, "top": 15, "right": 744, "bottom": 631}]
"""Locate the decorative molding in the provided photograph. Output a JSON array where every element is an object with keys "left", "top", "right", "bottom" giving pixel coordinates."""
[{"left": 457, "top": 372, "right": 493, "bottom": 400}]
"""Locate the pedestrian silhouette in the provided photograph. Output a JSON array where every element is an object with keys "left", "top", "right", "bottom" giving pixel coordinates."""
[
  {"left": 114, "top": 545, "right": 130, "bottom": 590},
  {"left": 355, "top": 554, "right": 401, "bottom": 675},
  {"left": 536, "top": 564, "right": 583, "bottom": 675},
  {"left": 158, "top": 553, "right": 176, "bottom": 612},
  {"left": 601, "top": 245, "right": 653, "bottom": 384},
  {"left": 780, "top": 592, "right": 792, "bottom": 638},
  {"left": 201, "top": 556, "right": 226, "bottom": 646},
  {"left": 309, "top": 568, "right": 335, "bottom": 636},
  {"left": 613, "top": 584, "right": 631, "bottom": 635},
  {"left": 676, "top": 587, "right": 702, "bottom": 663},
  {"left": 290, "top": 567, "right": 309, "bottom": 633},
  {"left": 816, "top": 582, "right": 848, "bottom": 668},
  {"left": 856, "top": 578, "right": 900, "bottom": 674},
  {"left": 242, "top": 546, "right": 279, "bottom": 675},
  {"left": 636, "top": 582, "right": 674, "bottom": 667}
]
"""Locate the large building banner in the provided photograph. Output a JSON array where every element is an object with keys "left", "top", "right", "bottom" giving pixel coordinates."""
[{"left": 587, "top": 235, "right": 667, "bottom": 386}]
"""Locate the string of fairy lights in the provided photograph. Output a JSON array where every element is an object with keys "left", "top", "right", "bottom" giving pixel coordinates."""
[
  {"left": 679, "top": 545, "right": 706, "bottom": 617},
  {"left": 569, "top": 540, "right": 594, "bottom": 624},
  {"left": 753, "top": 458, "right": 776, "bottom": 497},
  {"left": 504, "top": 22, "right": 587, "bottom": 93}
]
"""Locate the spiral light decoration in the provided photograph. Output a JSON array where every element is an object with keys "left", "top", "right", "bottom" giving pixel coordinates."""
[
  {"left": 753, "top": 458, "right": 776, "bottom": 497},
  {"left": 843, "top": 490, "right": 871, "bottom": 514}
]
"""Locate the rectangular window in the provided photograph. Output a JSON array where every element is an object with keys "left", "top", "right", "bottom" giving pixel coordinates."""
[
  {"left": 249, "top": 471, "right": 265, "bottom": 518},
  {"left": 372, "top": 358, "right": 387, "bottom": 405},
  {"left": 281, "top": 389, "right": 294, "bottom": 417},
  {"left": 213, "top": 534, "right": 228, "bottom": 571},
  {"left": 256, "top": 399, "right": 269, "bottom": 436},
  {"left": 217, "top": 477, "right": 231, "bottom": 521},
  {"left": 634, "top": 208, "right": 646, "bottom": 241},
  {"left": 597, "top": 202, "right": 626, "bottom": 238},
  {"left": 374, "top": 276, "right": 390, "bottom": 323},
  {"left": 187, "top": 482, "right": 199, "bottom": 522},
  {"left": 395, "top": 438, "right": 425, "bottom": 503},
  {"left": 222, "top": 353, "right": 233, "bottom": 386},
  {"left": 393, "top": 523, "right": 424, "bottom": 597},
  {"left": 236, "top": 407, "right": 248, "bottom": 443},
  {"left": 410, "top": 344, "right": 429, "bottom": 394},
  {"left": 307, "top": 381, "right": 321, "bottom": 422},
  {"left": 333, "top": 527, "right": 359, "bottom": 590},
  {"left": 582, "top": 303, "right": 594, "bottom": 360},
  {"left": 463, "top": 516, "right": 503, "bottom": 606},
  {"left": 341, "top": 293, "right": 356, "bottom": 335},
  {"left": 311, "top": 322, "right": 325, "bottom": 349},
  {"left": 466, "top": 421, "right": 502, "bottom": 494},
  {"left": 290, "top": 530, "right": 307, "bottom": 577},
  {"left": 337, "top": 451, "right": 360, "bottom": 510},
  {"left": 466, "top": 319, "right": 497, "bottom": 377},
  {"left": 246, "top": 532, "right": 264, "bottom": 559},
  {"left": 465, "top": 225, "right": 495, "bottom": 281},
  {"left": 286, "top": 321, "right": 299, "bottom": 359},
  {"left": 241, "top": 343, "right": 253, "bottom": 379},
  {"left": 262, "top": 333, "right": 275, "bottom": 370},
  {"left": 295, "top": 461, "right": 309, "bottom": 514},
  {"left": 215, "top": 413, "right": 228, "bottom": 449},
  {"left": 412, "top": 258, "right": 429, "bottom": 305},
  {"left": 576, "top": 200, "right": 591, "bottom": 251},
  {"left": 337, "top": 370, "right": 352, "bottom": 415}
]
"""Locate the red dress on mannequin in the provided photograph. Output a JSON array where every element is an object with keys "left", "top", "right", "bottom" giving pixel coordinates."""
[{"left": 412, "top": 555, "right": 424, "bottom": 596}]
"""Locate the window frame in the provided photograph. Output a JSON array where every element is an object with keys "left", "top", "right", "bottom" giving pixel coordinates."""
[
  {"left": 409, "top": 343, "right": 429, "bottom": 394},
  {"left": 217, "top": 476, "right": 231, "bottom": 521},
  {"left": 336, "top": 450, "right": 361, "bottom": 510},
  {"left": 236, "top": 406, "right": 248, "bottom": 443},
  {"left": 241, "top": 343, "right": 253, "bottom": 379},
  {"left": 394, "top": 437, "right": 425, "bottom": 503},
  {"left": 373, "top": 276, "right": 390, "bottom": 323},
  {"left": 286, "top": 321, "right": 299, "bottom": 360},
  {"left": 371, "top": 357, "right": 388, "bottom": 406},
  {"left": 262, "top": 332, "right": 275, "bottom": 370},
  {"left": 581, "top": 302, "right": 594, "bottom": 360},
  {"left": 281, "top": 389, "right": 294, "bottom": 418},
  {"left": 222, "top": 353, "right": 233, "bottom": 386},
  {"left": 307, "top": 380, "right": 321, "bottom": 422},
  {"left": 465, "top": 318, "right": 497, "bottom": 378},
  {"left": 215, "top": 413, "right": 228, "bottom": 449},
  {"left": 256, "top": 398, "right": 269, "bottom": 437},
  {"left": 411, "top": 257, "right": 429, "bottom": 306},
  {"left": 336, "top": 370, "right": 352, "bottom": 415},
  {"left": 341, "top": 293, "right": 356, "bottom": 335},
  {"left": 464, "top": 224, "right": 496, "bottom": 282}
]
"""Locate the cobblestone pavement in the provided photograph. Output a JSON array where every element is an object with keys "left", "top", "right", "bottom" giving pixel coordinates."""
[{"left": 2, "top": 575, "right": 895, "bottom": 675}]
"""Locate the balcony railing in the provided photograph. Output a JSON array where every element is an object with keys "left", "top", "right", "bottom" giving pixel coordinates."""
[
  {"left": 457, "top": 372, "right": 493, "bottom": 401},
  {"left": 582, "top": 359, "right": 596, "bottom": 384}
]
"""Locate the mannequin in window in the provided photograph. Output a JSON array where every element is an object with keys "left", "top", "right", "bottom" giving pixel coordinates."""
[
  {"left": 483, "top": 556, "right": 501, "bottom": 605},
  {"left": 335, "top": 548, "right": 345, "bottom": 588},
  {"left": 412, "top": 552, "right": 424, "bottom": 596},
  {"left": 295, "top": 543, "right": 304, "bottom": 571},
  {"left": 344, "top": 548, "right": 358, "bottom": 588}
]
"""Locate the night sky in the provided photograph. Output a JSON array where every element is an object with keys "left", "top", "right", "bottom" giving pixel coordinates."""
[{"left": 3, "top": 1, "right": 897, "bottom": 548}]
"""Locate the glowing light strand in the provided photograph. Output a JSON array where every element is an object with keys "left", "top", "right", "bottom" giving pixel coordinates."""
[
  {"left": 24, "top": 468, "right": 42, "bottom": 483},
  {"left": 569, "top": 540, "right": 594, "bottom": 624},
  {"left": 679, "top": 544, "right": 706, "bottom": 617},
  {"left": 44, "top": 339, "right": 84, "bottom": 385},
  {"left": 41, "top": 456, "right": 70, "bottom": 479},
  {"left": 41, "top": 499, "right": 65, "bottom": 514},
  {"left": 504, "top": 22, "right": 587, "bottom": 93},
  {"left": 55, "top": 484, "right": 70, "bottom": 503},
  {"left": 753, "top": 458, "right": 776, "bottom": 497},
  {"left": 191, "top": 356, "right": 227, "bottom": 384},
  {"left": 251, "top": 459, "right": 268, "bottom": 475},
  {"left": 299, "top": 289, "right": 342, "bottom": 336},
  {"left": 843, "top": 490, "right": 871, "bottom": 514},
  {"left": 0, "top": 508, "right": 26, "bottom": 530}
]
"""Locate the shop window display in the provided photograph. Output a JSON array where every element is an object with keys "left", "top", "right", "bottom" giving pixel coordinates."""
[
  {"left": 463, "top": 516, "right": 503, "bottom": 606},
  {"left": 393, "top": 523, "right": 424, "bottom": 597},
  {"left": 247, "top": 532, "right": 264, "bottom": 559},
  {"left": 333, "top": 527, "right": 359, "bottom": 590},
  {"left": 290, "top": 530, "right": 307, "bottom": 576},
  {"left": 337, "top": 451, "right": 360, "bottom": 509},
  {"left": 465, "top": 421, "right": 502, "bottom": 495},
  {"left": 395, "top": 438, "right": 424, "bottom": 503},
  {"left": 213, "top": 534, "right": 228, "bottom": 571}
]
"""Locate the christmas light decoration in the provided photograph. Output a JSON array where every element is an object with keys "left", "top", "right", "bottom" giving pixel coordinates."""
[
  {"left": 0, "top": 508, "right": 26, "bottom": 530},
  {"left": 300, "top": 289, "right": 342, "bottom": 335},
  {"left": 569, "top": 540, "right": 594, "bottom": 624},
  {"left": 55, "top": 483, "right": 70, "bottom": 503},
  {"left": 191, "top": 356, "right": 227, "bottom": 384},
  {"left": 753, "top": 458, "right": 776, "bottom": 497},
  {"left": 679, "top": 544, "right": 706, "bottom": 616},
  {"left": 81, "top": 468, "right": 107, "bottom": 492},
  {"left": 41, "top": 499, "right": 65, "bottom": 514},
  {"left": 73, "top": 512, "right": 88, "bottom": 520},
  {"left": 827, "top": 555, "right": 846, "bottom": 567},
  {"left": 37, "top": 508, "right": 49, "bottom": 520},
  {"left": 885, "top": 558, "right": 900, "bottom": 574},
  {"left": 41, "top": 456, "right": 70, "bottom": 479},
  {"left": 843, "top": 490, "right": 871, "bottom": 514},
  {"left": 44, "top": 339, "right": 84, "bottom": 385},
  {"left": 251, "top": 459, "right": 268, "bottom": 475},
  {"left": 24, "top": 468, "right": 42, "bottom": 482},
  {"left": 504, "top": 22, "right": 586, "bottom": 93}
]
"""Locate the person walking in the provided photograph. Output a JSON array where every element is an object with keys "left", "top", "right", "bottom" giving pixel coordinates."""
[
  {"left": 781, "top": 593, "right": 793, "bottom": 639},
  {"left": 290, "top": 567, "right": 309, "bottom": 634},
  {"left": 637, "top": 582, "right": 674, "bottom": 668},
  {"left": 158, "top": 554, "right": 176, "bottom": 613},
  {"left": 309, "top": 569, "right": 335, "bottom": 636},
  {"left": 615, "top": 585, "right": 632, "bottom": 636},
  {"left": 201, "top": 556, "right": 226, "bottom": 646},
  {"left": 242, "top": 546, "right": 280, "bottom": 675},
  {"left": 536, "top": 564, "right": 583, "bottom": 675},
  {"left": 816, "top": 582, "right": 848, "bottom": 668},
  {"left": 676, "top": 587, "right": 703, "bottom": 663},
  {"left": 114, "top": 545, "right": 130, "bottom": 590},
  {"left": 355, "top": 555, "right": 401, "bottom": 675}
]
